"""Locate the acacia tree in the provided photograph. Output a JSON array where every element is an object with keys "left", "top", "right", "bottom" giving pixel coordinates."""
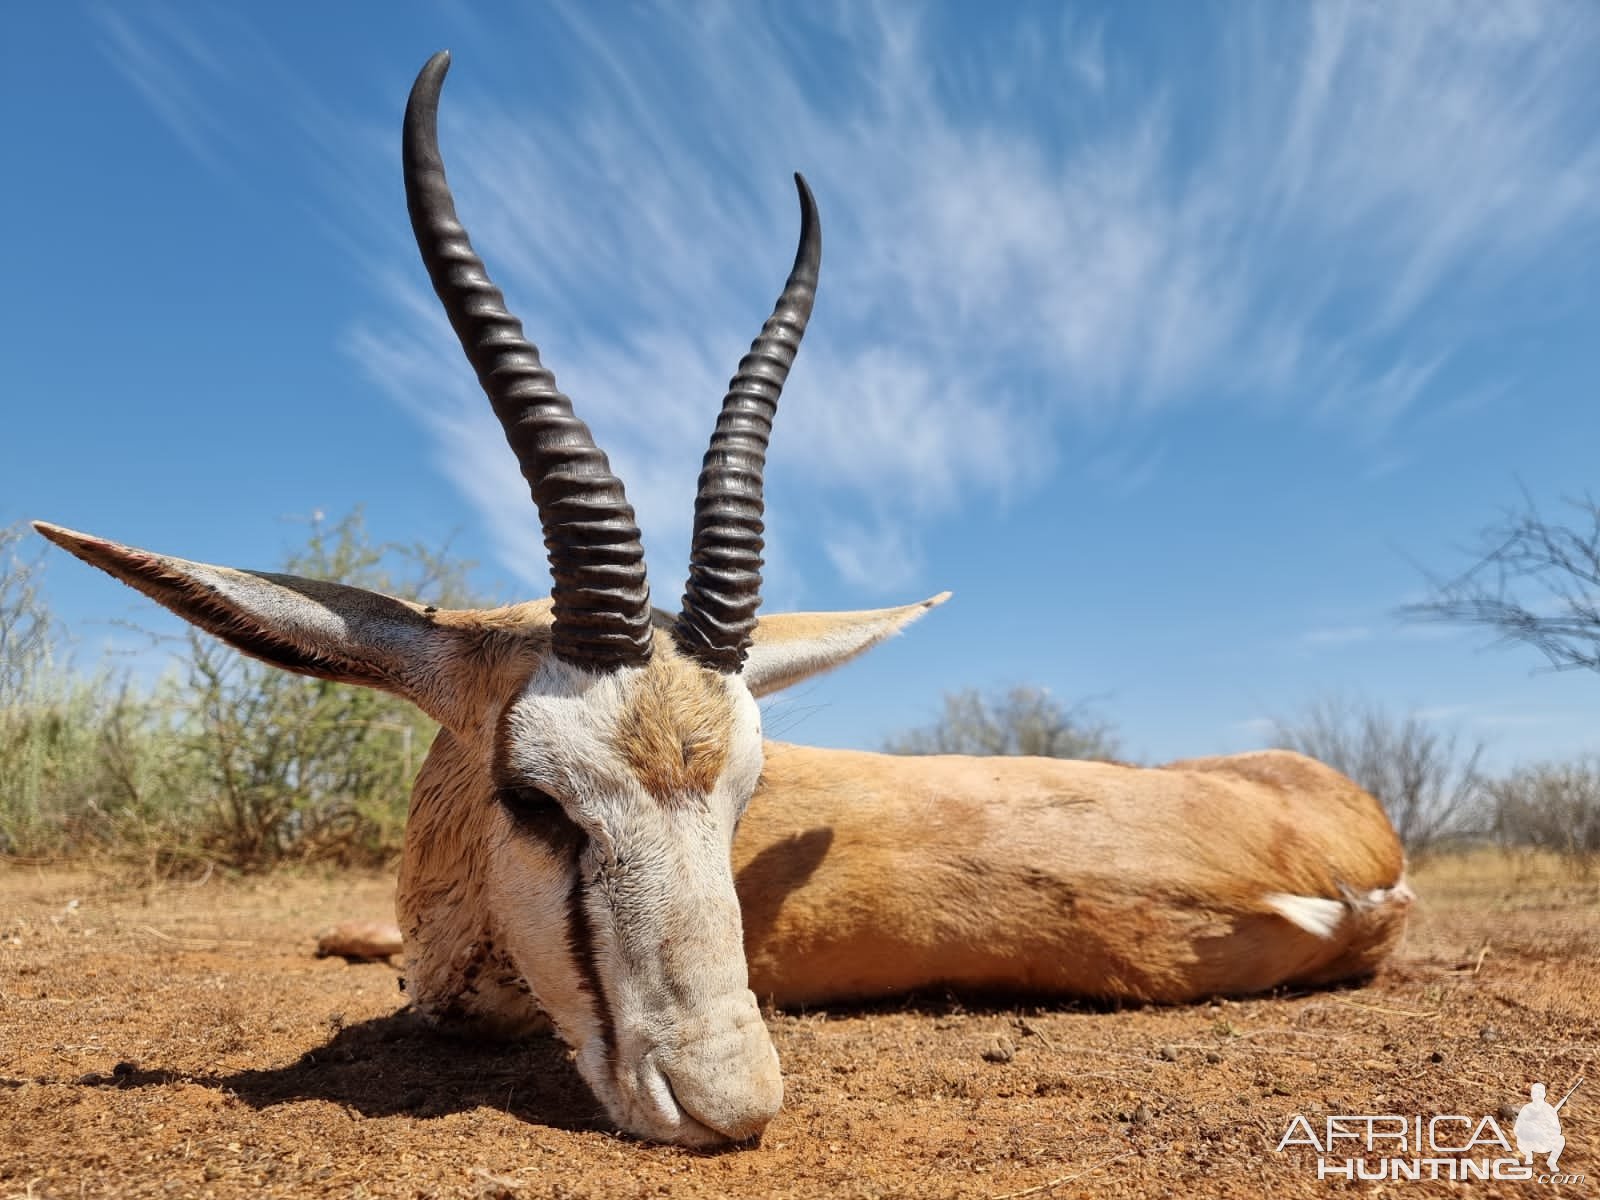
[
  {"left": 1271, "top": 697, "right": 1485, "bottom": 851},
  {"left": 885, "top": 685, "right": 1121, "bottom": 761},
  {"left": 1406, "top": 493, "right": 1600, "bottom": 673}
]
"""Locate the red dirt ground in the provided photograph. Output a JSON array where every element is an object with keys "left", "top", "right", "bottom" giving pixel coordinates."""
[{"left": 1, "top": 854, "right": 1595, "bottom": 1199}]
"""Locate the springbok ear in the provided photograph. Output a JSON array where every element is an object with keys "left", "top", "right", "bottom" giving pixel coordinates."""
[
  {"left": 741, "top": 593, "right": 950, "bottom": 698},
  {"left": 34, "top": 521, "right": 451, "bottom": 701}
]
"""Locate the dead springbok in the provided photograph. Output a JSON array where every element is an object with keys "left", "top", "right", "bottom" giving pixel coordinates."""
[{"left": 35, "top": 52, "right": 1412, "bottom": 1148}]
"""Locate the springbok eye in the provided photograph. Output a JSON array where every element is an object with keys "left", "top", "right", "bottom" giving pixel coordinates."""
[
  {"left": 497, "top": 784, "right": 561, "bottom": 822},
  {"left": 495, "top": 784, "right": 586, "bottom": 857}
]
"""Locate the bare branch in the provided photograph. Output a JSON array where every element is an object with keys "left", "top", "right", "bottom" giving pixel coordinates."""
[
  {"left": 1485, "top": 757, "right": 1600, "bottom": 860},
  {"left": 1404, "top": 492, "right": 1600, "bottom": 674},
  {"left": 1271, "top": 696, "right": 1486, "bottom": 851},
  {"left": 0, "top": 523, "right": 56, "bottom": 707}
]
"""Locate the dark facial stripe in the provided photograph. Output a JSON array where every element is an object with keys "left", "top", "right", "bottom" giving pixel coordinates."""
[
  {"left": 492, "top": 699, "right": 616, "bottom": 1062},
  {"left": 566, "top": 866, "right": 617, "bottom": 1065}
]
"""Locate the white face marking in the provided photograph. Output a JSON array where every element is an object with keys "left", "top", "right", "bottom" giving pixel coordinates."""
[{"left": 485, "top": 654, "right": 780, "bottom": 1145}]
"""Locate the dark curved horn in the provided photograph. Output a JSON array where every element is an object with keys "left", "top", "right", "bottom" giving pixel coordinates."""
[
  {"left": 676, "top": 175, "right": 821, "bottom": 673},
  {"left": 403, "top": 51, "right": 651, "bottom": 671}
]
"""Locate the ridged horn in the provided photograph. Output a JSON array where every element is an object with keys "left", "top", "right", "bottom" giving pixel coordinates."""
[
  {"left": 402, "top": 51, "right": 651, "bottom": 671},
  {"left": 677, "top": 175, "right": 821, "bottom": 673}
]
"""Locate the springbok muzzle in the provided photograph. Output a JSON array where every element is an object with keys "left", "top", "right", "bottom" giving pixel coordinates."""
[{"left": 598, "top": 990, "right": 782, "bottom": 1146}]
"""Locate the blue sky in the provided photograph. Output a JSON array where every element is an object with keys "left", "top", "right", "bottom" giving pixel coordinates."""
[{"left": 5, "top": 3, "right": 1599, "bottom": 769}]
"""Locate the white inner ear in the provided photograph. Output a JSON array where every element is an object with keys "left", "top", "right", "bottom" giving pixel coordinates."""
[
  {"left": 741, "top": 630, "right": 875, "bottom": 699},
  {"left": 742, "top": 594, "right": 950, "bottom": 698}
]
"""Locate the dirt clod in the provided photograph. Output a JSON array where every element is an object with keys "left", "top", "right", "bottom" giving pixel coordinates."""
[{"left": 980, "top": 1035, "right": 1015, "bottom": 1063}]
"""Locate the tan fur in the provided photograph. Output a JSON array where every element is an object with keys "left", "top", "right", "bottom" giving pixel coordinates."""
[
  {"left": 733, "top": 744, "right": 1408, "bottom": 1006},
  {"left": 393, "top": 731, "right": 1409, "bottom": 1021},
  {"left": 37, "top": 523, "right": 1411, "bottom": 1019},
  {"left": 315, "top": 920, "right": 404, "bottom": 961},
  {"left": 618, "top": 641, "right": 734, "bottom": 802},
  {"left": 398, "top": 729, "right": 550, "bottom": 1036}
]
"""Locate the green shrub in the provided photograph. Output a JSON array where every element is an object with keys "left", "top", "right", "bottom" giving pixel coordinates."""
[{"left": 0, "top": 511, "right": 489, "bottom": 870}]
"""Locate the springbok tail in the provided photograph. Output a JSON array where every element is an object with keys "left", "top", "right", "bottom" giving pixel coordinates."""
[{"left": 1265, "top": 876, "right": 1415, "bottom": 940}]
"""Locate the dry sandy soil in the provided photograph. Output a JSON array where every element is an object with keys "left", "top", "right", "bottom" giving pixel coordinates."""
[{"left": 2, "top": 854, "right": 1595, "bottom": 1199}]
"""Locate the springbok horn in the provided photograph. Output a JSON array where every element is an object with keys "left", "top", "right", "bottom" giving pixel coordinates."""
[
  {"left": 403, "top": 51, "right": 651, "bottom": 671},
  {"left": 677, "top": 175, "right": 821, "bottom": 673}
]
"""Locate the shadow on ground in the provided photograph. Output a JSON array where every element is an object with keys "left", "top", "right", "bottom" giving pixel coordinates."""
[
  {"left": 91, "top": 1009, "right": 608, "bottom": 1135},
  {"left": 782, "top": 968, "right": 1381, "bottom": 1020}
]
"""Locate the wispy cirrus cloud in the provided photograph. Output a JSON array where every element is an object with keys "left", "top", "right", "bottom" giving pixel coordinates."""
[
  {"left": 93, "top": 6, "right": 232, "bottom": 169},
  {"left": 96, "top": 3, "right": 1600, "bottom": 597},
  {"left": 1271, "top": 2, "right": 1600, "bottom": 328}
]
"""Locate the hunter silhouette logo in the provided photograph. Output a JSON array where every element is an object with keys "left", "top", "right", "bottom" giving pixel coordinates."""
[
  {"left": 1515, "top": 1078, "right": 1581, "bottom": 1172},
  {"left": 1276, "top": 1075, "right": 1585, "bottom": 1184}
]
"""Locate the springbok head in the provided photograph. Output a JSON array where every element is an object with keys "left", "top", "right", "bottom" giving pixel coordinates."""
[{"left": 35, "top": 52, "right": 945, "bottom": 1146}]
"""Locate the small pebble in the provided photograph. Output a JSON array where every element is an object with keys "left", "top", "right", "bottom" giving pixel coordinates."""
[
  {"left": 1133, "top": 1103, "right": 1152, "bottom": 1124},
  {"left": 112, "top": 1060, "right": 137, "bottom": 1078},
  {"left": 1205, "top": 1050, "right": 1223, "bottom": 1064},
  {"left": 1478, "top": 1025, "right": 1500, "bottom": 1043},
  {"left": 1159, "top": 1044, "right": 1179, "bottom": 1062}
]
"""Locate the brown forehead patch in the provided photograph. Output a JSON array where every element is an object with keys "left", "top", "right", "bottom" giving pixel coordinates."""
[{"left": 618, "top": 656, "right": 734, "bottom": 803}]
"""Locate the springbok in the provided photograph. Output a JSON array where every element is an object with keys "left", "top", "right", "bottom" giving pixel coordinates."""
[{"left": 35, "top": 52, "right": 1413, "bottom": 1148}]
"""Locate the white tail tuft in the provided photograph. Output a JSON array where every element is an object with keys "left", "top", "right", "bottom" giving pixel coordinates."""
[
  {"left": 1263, "top": 893, "right": 1346, "bottom": 939},
  {"left": 1338, "top": 876, "right": 1416, "bottom": 911}
]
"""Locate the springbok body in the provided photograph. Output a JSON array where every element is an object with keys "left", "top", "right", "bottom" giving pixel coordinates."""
[
  {"left": 738, "top": 744, "right": 1408, "bottom": 1005},
  {"left": 400, "top": 730, "right": 1409, "bottom": 1024},
  {"left": 37, "top": 51, "right": 1410, "bottom": 1148}
]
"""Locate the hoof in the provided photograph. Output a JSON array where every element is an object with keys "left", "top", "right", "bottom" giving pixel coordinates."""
[{"left": 316, "top": 920, "right": 404, "bottom": 961}]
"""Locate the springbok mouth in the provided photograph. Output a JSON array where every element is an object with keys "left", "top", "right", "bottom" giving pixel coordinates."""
[{"left": 656, "top": 1071, "right": 767, "bottom": 1150}]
